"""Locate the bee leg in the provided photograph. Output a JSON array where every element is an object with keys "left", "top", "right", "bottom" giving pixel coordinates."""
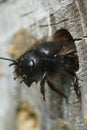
[
  {"left": 64, "top": 66, "right": 81, "bottom": 101},
  {"left": 73, "top": 75, "right": 81, "bottom": 101},
  {"left": 47, "top": 80, "right": 68, "bottom": 103},
  {"left": 20, "top": 79, "right": 24, "bottom": 84},
  {"left": 40, "top": 72, "right": 47, "bottom": 101}
]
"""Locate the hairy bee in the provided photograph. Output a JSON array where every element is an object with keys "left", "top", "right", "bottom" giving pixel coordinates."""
[{"left": 0, "top": 28, "right": 81, "bottom": 101}]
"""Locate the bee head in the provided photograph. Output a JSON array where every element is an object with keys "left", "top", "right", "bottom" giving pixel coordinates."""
[{"left": 0, "top": 55, "right": 35, "bottom": 87}]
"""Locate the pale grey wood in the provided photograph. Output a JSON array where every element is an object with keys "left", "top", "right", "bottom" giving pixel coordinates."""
[{"left": 0, "top": 0, "right": 87, "bottom": 130}]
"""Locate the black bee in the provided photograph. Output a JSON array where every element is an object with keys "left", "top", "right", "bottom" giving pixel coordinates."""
[{"left": 0, "top": 28, "right": 81, "bottom": 101}]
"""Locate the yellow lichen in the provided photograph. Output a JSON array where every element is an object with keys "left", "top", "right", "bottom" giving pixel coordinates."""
[
  {"left": 7, "top": 28, "right": 37, "bottom": 58},
  {"left": 16, "top": 102, "right": 40, "bottom": 130}
]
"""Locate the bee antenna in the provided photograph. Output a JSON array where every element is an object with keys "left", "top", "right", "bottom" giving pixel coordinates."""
[{"left": 0, "top": 57, "right": 17, "bottom": 64}]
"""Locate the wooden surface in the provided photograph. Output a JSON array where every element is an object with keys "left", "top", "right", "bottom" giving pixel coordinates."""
[{"left": 0, "top": 0, "right": 87, "bottom": 130}]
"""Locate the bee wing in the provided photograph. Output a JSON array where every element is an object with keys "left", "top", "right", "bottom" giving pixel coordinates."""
[{"left": 59, "top": 44, "right": 76, "bottom": 56}]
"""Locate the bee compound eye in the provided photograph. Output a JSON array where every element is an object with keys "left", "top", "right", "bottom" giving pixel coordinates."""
[
  {"left": 28, "top": 60, "right": 34, "bottom": 72},
  {"left": 29, "top": 60, "right": 34, "bottom": 67}
]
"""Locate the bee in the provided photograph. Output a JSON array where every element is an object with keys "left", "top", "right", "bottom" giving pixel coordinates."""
[{"left": 0, "top": 28, "right": 81, "bottom": 101}]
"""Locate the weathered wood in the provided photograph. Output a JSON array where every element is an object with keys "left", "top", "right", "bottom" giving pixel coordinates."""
[{"left": 0, "top": 0, "right": 87, "bottom": 130}]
